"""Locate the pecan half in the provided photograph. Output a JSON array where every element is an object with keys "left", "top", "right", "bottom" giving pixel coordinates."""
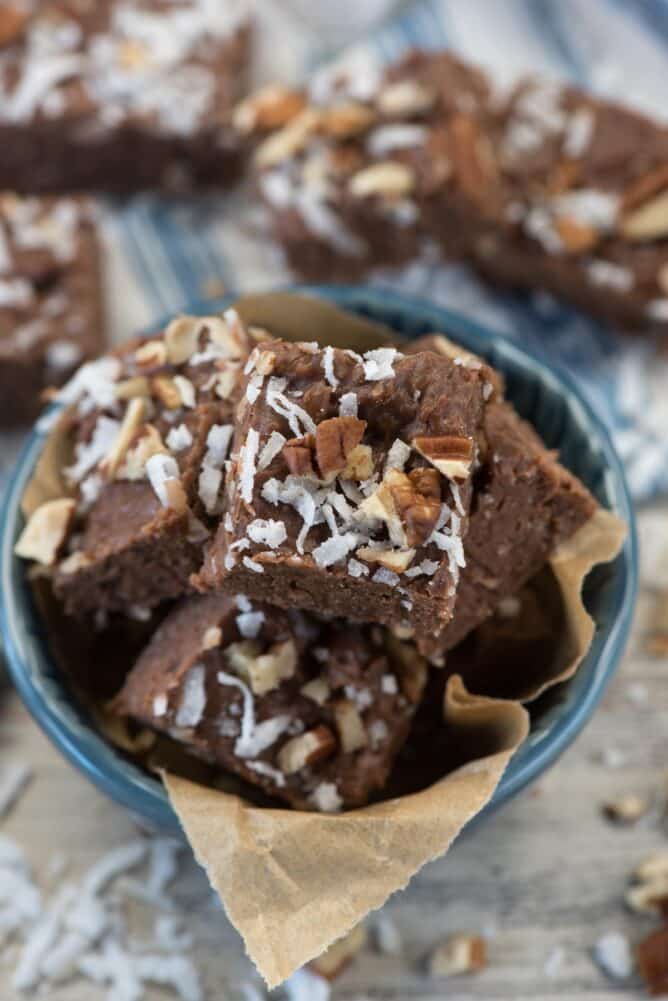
[{"left": 412, "top": 435, "right": 473, "bottom": 481}]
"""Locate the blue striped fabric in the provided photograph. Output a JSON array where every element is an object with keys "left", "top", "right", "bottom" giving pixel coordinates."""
[{"left": 3, "top": 0, "right": 666, "bottom": 500}]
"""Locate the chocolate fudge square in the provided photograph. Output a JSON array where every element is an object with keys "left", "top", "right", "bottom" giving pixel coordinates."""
[
  {"left": 198, "top": 338, "right": 492, "bottom": 641},
  {"left": 0, "top": 0, "right": 251, "bottom": 192},
  {"left": 50, "top": 310, "right": 258, "bottom": 617},
  {"left": 0, "top": 194, "right": 104, "bottom": 426},
  {"left": 115, "top": 592, "right": 427, "bottom": 810},
  {"left": 406, "top": 337, "right": 597, "bottom": 655},
  {"left": 247, "top": 50, "right": 668, "bottom": 334}
]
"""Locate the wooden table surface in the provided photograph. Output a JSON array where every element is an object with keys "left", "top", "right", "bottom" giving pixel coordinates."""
[{"left": 1, "top": 504, "right": 666, "bottom": 1001}]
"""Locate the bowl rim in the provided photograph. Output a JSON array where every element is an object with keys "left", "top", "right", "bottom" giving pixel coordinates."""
[{"left": 0, "top": 284, "right": 638, "bottom": 832}]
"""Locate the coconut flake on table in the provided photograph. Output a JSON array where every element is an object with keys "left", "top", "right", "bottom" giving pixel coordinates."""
[
  {"left": 362, "top": 347, "right": 399, "bottom": 381},
  {"left": 257, "top": 430, "right": 286, "bottom": 470},
  {"left": 239, "top": 428, "right": 260, "bottom": 504},
  {"left": 146, "top": 453, "right": 181, "bottom": 508},
  {"left": 367, "top": 123, "right": 428, "bottom": 157},
  {"left": 217, "top": 671, "right": 291, "bottom": 758},
  {"left": 174, "top": 664, "right": 206, "bottom": 728},
  {"left": 586, "top": 259, "right": 634, "bottom": 292},
  {"left": 322, "top": 345, "right": 339, "bottom": 388},
  {"left": 338, "top": 391, "right": 358, "bottom": 418},
  {"left": 266, "top": 377, "right": 317, "bottom": 437},
  {"left": 166, "top": 423, "right": 193, "bottom": 452},
  {"left": 246, "top": 518, "right": 287, "bottom": 549},
  {"left": 65, "top": 415, "right": 121, "bottom": 483},
  {"left": 0, "top": 762, "right": 31, "bottom": 819},
  {"left": 593, "top": 931, "right": 633, "bottom": 981}
]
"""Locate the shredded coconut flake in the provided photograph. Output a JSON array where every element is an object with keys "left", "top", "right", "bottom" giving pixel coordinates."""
[
  {"left": 313, "top": 532, "right": 358, "bottom": 567},
  {"left": 152, "top": 694, "right": 168, "bottom": 717},
  {"left": 372, "top": 566, "right": 400, "bottom": 587},
  {"left": 322, "top": 345, "right": 339, "bottom": 388},
  {"left": 347, "top": 558, "right": 370, "bottom": 578},
  {"left": 236, "top": 610, "right": 265, "bottom": 639},
  {"left": 246, "top": 518, "right": 287, "bottom": 549},
  {"left": 362, "top": 347, "right": 398, "bottom": 381},
  {"left": 385, "top": 438, "right": 411, "bottom": 473},
  {"left": 174, "top": 664, "right": 206, "bottom": 728},
  {"left": 166, "top": 423, "right": 193, "bottom": 452},
  {"left": 65, "top": 416, "right": 121, "bottom": 483},
  {"left": 239, "top": 428, "right": 260, "bottom": 504},
  {"left": 242, "top": 556, "right": 264, "bottom": 573},
  {"left": 258, "top": 430, "right": 286, "bottom": 470},
  {"left": 146, "top": 454, "right": 181, "bottom": 508},
  {"left": 338, "top": 391, "right": 358, "bottom": 418},
  {"left": 217, "top": 671, "right": 290, "bottom": 758},
  {"left": 308, "top": 782, "right": 343, "bottom": 814}
]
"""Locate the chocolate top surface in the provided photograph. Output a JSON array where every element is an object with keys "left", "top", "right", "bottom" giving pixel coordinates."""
[
  {"left": 205, "top": 336, "right": 491, "bottom": 611},
  {"left": 0, "top": 0, "right": 250, "bottom": 136},
  {"left": 249, "top": 49, "right": 668, "bottom": 322},
  {"left": 116, "top": 591, "right": 426, "bottom": 810}
]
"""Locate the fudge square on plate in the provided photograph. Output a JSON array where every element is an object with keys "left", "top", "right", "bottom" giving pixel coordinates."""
[
  {"left": 0, "top": 193, "right": 104, "bottom": 426},
  {"left": 115, "top": 591, "right": 427, "bottom": 810},
  {"left": 26, "top": 311, "right": 259, "bottom": 617},
  {"left": 407, "top": 337, "right": 597, "bottom": 656},
  {"left": 197, "top": 337, "right": 493, "bottom": 642},
  {"left": 0, "top": 0, "right": 251, "bottom": 192},
  {"left": 247, "top": 49, "right": 668, "bottom": 334}
]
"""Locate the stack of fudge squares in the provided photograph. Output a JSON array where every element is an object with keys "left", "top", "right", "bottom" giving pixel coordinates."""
[{"left": 17, "top": 308, "right": 597, "bottom": 811}]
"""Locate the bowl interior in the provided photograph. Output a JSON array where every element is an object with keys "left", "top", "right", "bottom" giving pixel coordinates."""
[{"left": 0, "top": 285, "right": 638, "bottom": 831}]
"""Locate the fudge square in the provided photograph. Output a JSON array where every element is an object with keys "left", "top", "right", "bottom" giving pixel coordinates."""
[
  {"left": 198, "top": 338, "right": 492, "bottom": 641},
  {"left": 247, "top": 49, "right": 668, "bottom": 334},
  {"left": 0, "top": 0, "right": 251, "bottom": 192},
  {"left": 34, "top": 311, "right": 258, "bottom": 617},
  {"left": 0, "top": 194, "right": 104, "bottom": 426},
  {"left": 406, "top": 337, "right": 597, "bottom": 656},
  {"left": 114, "top": 591, "right": 427, "bottom": 810}
]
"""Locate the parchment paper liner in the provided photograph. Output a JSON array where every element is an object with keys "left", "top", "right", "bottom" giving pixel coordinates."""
[{"left": 19, "top": 292, "right": 627, "bottom": 987}]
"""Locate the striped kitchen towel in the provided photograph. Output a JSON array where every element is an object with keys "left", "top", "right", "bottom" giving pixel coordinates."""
[{"left": 4, "top": 0, "right": 668, "bottom": 500}]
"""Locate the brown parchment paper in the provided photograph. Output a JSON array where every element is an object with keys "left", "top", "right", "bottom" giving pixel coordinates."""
[
  {"left": 19, "top": 292, "right": 627, "bottom": 987},
  {"left": 165, "top": 676, "right": 529, "bottom": 987}
]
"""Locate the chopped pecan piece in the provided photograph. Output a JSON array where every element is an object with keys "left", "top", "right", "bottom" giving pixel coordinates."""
[
  {"left": 283, "top": 433, "right": 318, "bottom": 479},
  {"left": 14, "top": 498, "right": 75, "bottom": 566},
  {"left": 384, "top": 633, "right": 428, "bottom": 703},
  {"left": 277, "top": 726, "right": 337, "bottom": 774},
  {"left": 349, "top": 161, "right": 415, "bottom": 199},
  {"left": 332, "top": 699, "right": 368, "bottom": 753},
  {"left": 101, "top": 397, "right": 148, "bottom": 478},
  {"left": 342, "top": 443, "right": 374, "bottom": 480},
  {"left": 429, "top": 933, "right": 487, "bottom": 977},
  {"left": 321, "top": 102, "right": 376, "bottom": 139},
  {"left": 554, "top": 216, "right": 599, "bottom": 253},
  {"left": 621, "top": 188, "right": 668, "bottom": 242},
  {"left": 151, "top": 375, "right": 182, "bottom": 410},
  {"left": 315, "top": 416, "right": 366, "bottom": 480},
  {"left": 310, "top": 924, "right": 368, "bottom": 981},
  {"left": 412, "top": 435, "right": 473, "bottom": 481},
  {"left": 356, "top": 546, "right": 416, "bottom": 573},
  {"left": 233, "top": 84, "right": 306, "bottom": 134}
]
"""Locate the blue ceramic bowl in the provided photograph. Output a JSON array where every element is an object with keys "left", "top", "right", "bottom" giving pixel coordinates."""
[{"left": 0, "top": 286, "right": 638, "bottom": 832}]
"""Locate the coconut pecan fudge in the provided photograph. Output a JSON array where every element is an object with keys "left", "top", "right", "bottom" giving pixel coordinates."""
[
  {"left": 15, "top": 310, "right": 258, "bottom": 616},
  {"left": 407, "top": 336, "right": 597, "bottom": 655},
  {"left": 197, "top": 337, "right": 493, "bottom": 642},
  {"left": 114, "top": 592, "right": 427, "bottom": 810},
  {"left": 0, "top": 0, "right": 251, "bottom": 192},
  {"left": 245, "top": 50, "right": 668, "bottom": 334},
  {"left": 0, "top": 193, "right": 103, "bottom": 426}
]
